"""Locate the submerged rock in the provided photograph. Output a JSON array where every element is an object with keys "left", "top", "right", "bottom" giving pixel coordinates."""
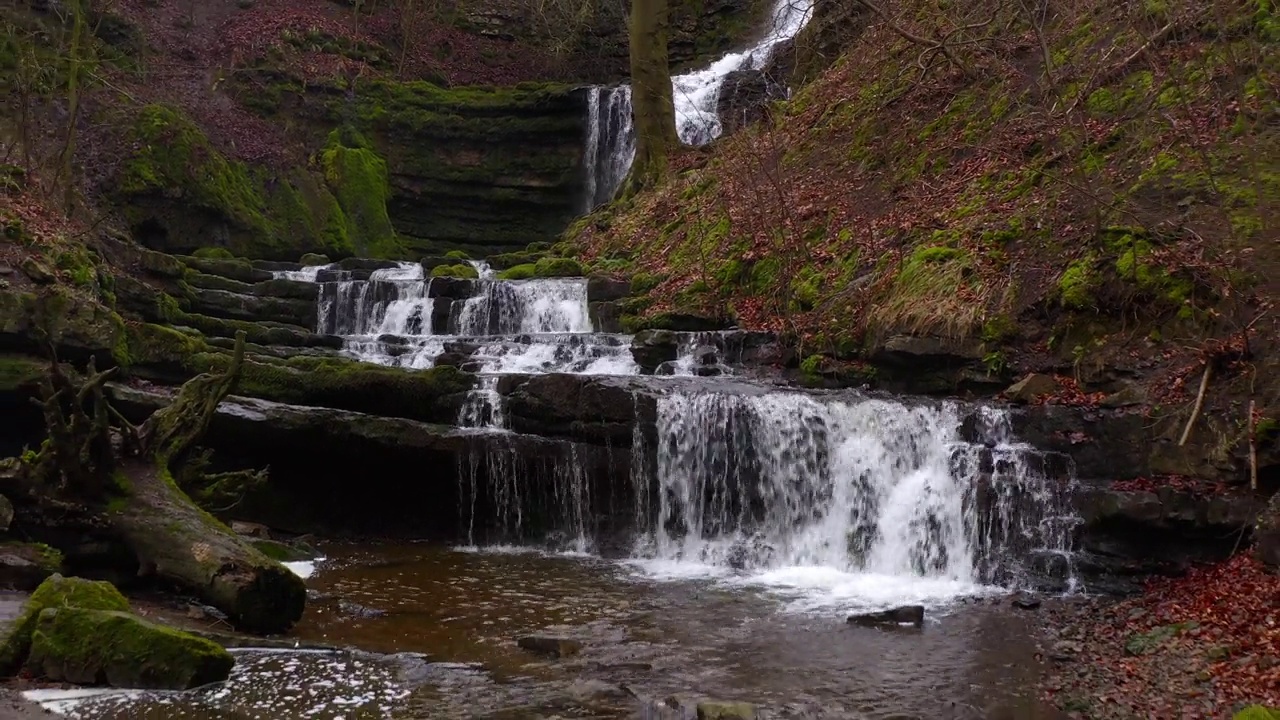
[
  {"left": 27, "top": 607, "right": 234, "bottom": 689},
  {"left": 696, "top": 700, "right": 757, "bottom": 720},
  {"left": 1011, "top": 593, "right": 1042, "bottom": 610},
  {"left": 517, "top": 635, "right": 583, "bottom": 658},
  {"left": 0, "top": 574, "right": 131, "bottom": 674},
  {"left": 846, "top": 605, "right": 925, "bottom": 628},
  {"left": 631, "top": 330, "right": 679, "bottom": 374}
]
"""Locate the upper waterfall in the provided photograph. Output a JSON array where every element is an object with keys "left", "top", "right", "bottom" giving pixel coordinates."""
[{"left": 582, "top": 0, "right": 815, "bottom": 207}]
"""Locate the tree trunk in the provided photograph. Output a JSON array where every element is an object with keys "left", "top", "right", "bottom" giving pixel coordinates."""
[
  {"left": 110, "top": 461, "right": 305, "bottom": 634},
  {"left": 625, "top": 0, "right": 678, "bottom": 195}
]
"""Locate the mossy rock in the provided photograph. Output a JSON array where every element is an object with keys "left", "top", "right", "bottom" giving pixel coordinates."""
[
  {"left": 192, "top": 247, "right": 236, "bottom": 260},
  {"left": 174, "top": 313, "right": 332, "bottom": 348},
  {"left": 0, "top": 574, "right": 130, "bottom": 675},
  {"left": 533, "top": 257, "right": 583, "bottom": 277},
  {"left": 299, "top": 253, "right": 330, "bottom": 267},
  {"left": 136, "top": 249, "right": 186, "bottom": 279},
  {"left": 27, "top": 607, "right": 234, "bottom": 689},
  {"left": 0, "top": 285, "right": 127, "bottom": 365},
  {"left": 430, "top": 263, "right": 479, "bottom": 279},
  {"left": 497, "top": 263, "right": 536, "bottom": 280},
  {"left": 250, "top": 539, "right": 312, "bottom": 563},
  {"left": 180, "top": 256, "right": 273, "bottom": 284},
  {"left": 121, "top": 322, "right": 207, "bottom": 372},
  {"left": 444, "top": 249, "right": 471, "bottom": 260},
  {"left": 320, "top": 130, "right": 403, "bottom": 259},
  {"left": 184, "top": 353, "right": 475, "bottom": 423}
]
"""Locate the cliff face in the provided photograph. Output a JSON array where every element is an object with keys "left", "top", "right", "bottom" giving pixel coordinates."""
[{"left": 3, "top": 0, "right": 767, "bottom": 262}]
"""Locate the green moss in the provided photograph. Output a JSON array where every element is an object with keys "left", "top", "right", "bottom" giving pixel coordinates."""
[
  {"left": 122, "top": 322, "right": 206, "bottom": 370},
  {"left": 320, "top": 130, "right": 403, "bottom": 259},
  {"left": 533, "top": 257, "right": 584, "bottom": 277},
  {"left": 497, "top": 263, "right": 537, "bottom": 280},
  {"left": 630, "top": 272, "right": 662, "bottom": 295},
  {"left": 1106, "top": 231, "right": 1195, "bottom": 307},
  {"left": 192, "top": 247, "right": 235, "bottom": 260},
  {"left": 430, "top": 263, "right": 479, "bottom": 279},
  {"left": 444, "top": 249, "right": 471, "bottom": 260},
  {"left": 28, "top": 607, "right": 234, "bottom": 689},
  {"left": 0, "top": 574, "right": 130, "bottom": 674},
  {"left": 1059, "top": 257, "right": 1099, "bottom": 310},
  {"left": 173, "top": 312, "right": 314, "bottom": 346},
  {"left": 1124, "top": 621, "right": 1197, "bottom": 656},
  {"left": 250, "top": 539, "right": 310, "bottom": 563}
]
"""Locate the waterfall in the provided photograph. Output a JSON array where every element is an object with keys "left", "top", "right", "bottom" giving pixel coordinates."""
[
  {"left": 581, "top": 0, "right": 815, "bottom": 205},
  {"left": 583, "top": 86, "right": 636, "bottom": 210},
  {"left": 629, "top": 390, "right": 1080, "bottom": 600},
  {"left": 454, "top": 278, "right": 593, "bottom": 336}
]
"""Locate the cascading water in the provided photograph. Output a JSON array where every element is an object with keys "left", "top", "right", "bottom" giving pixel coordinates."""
[
  {"left": 581, "top": 0, "right": 815, "bottom": 205},
  {"left": 628, "top": 390, "right": 1079, "bottom": 608}
]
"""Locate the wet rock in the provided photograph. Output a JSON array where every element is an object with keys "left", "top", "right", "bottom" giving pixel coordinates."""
[
  {"left": 1255, "top": 492, "right": 1280, "bottom": 572},
  {"left": 590, "top": 301, "right": 624, "bottom": 334},
  {"left": 632, "top": 330, "right": 679, "bottom": 373},
  {"left": 253, "top": 277, "right": 319, "bottom": 301},
  {"left": 1004, "top": 374, "right": 1059, "bottom": 404},
  {"left": 427, "top": 276, "right": 479, "bottom": 300},
  {"left": 517, "top": 635, "right": 583, "bottom": 658},
  {"left": 696, "top": 700, "right": 757, "bottom": 720},
  {"left": 299, "top": 253, "right": 331, "bottom": 267},
  {"left": 180, "top": 255, "right": 273, "bottom": 283},
  {"left": 717, "top": 67, "right": 786, "bottom": 135},
  {"left": 846, "top": 605, "right": 925, "bottom": 628},
  {"left": 500, "top": 374, "right": 640, "bottom": 443},
  {"left": 0, "top": 494, "right": 11, "bottom": 531},
  {"left": 587, "top": 276, "right": 631, "bottom": 303},
  {"left": 28, "top": 607, "right": 234, "bottom": 690},
  {"left": 338, "top": 600, "right": 387, "bottom": 618},
  {"left": 1011, "top": 594, "right": 1042, "bottom": 610}
]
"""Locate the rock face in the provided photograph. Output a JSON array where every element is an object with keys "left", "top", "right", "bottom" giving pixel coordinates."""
[
  {"left": 847, "top": 605, "right": 925, "bottom": 628},
  {"left": 0, "top": 543, "right": 62, "bottom": 591},
  {"left": 27, "top": 607, "right": 234, "bottom": 689},
  {"left": 717, "top": 68, "right": 786, "bottom": 135},
  {"left": 1004, "top": 374, "right": 1059, "bottom": 404}
]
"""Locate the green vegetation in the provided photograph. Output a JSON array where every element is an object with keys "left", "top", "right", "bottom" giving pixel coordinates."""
[
  {"left": 497, "top": 263, "right": 537, "bottom": 280},
  {"left": 319, "top": 129, "right": 403, "bottom": 259},
  {"left": 533, "top": 257, "right": 583, "bottom": 277},
  {"left": 430, "top": 263, "right": 480, "bottom": 279},
  {"left": 1059, "top": 257, "right": 1098, "bottom": 310},
  {"left": 192, "top": 247, "right": 235, "bottom": 260},
  {"left": 1124, "top": 621, "right": 1198, "bottom": 656},
  {"left": 1234, "top": 708, "right": 1280, "bottom": 720},
  {"left": 0, "top": 574, "right": 130, "bottom": 674},
  {"left": 28, "top": 607, "right": 234, "bottom": 689}
]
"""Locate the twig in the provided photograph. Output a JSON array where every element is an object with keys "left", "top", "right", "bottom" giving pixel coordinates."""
[
  {"left": 1248, "top": 400, "right": 1258, "bottom": 491},
  {"left": 1178, "top": 364, "right": 1212, "bottom": 446}
]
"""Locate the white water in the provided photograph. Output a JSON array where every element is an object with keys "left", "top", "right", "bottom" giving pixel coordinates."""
[
  {"left": 627, "top": 390, "right": 1079, "bottom": 611},
  {"left": 582, "top": 0, "right": 815, "bottom": 205}
]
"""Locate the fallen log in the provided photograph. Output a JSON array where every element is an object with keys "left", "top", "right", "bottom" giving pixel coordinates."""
[{"left": 9, "top": 332, "right": 306, "bottom": 634}]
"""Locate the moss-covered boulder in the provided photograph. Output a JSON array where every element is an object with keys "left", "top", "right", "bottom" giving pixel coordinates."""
[
  {"left": 533, "top": 257, "right": 583, "bottom": 277},
  {"left": 27, "top": 607, "right": 234, "bottom": 689},
  {"left": 0, "top": 285, "right": 127, "bottom": 364},
  {"left": 430, "top": 263, "right": 480, "bottom": 279},
  {"left": 497, "top": 263, "right": 537, "bottom": 280},
  {"left": 320, "top": 129, "right": 403, "bottom": 259},
  {"left": 299, "top": 253, "right": 330, "bottom": 267},
  {"left": 0, "top": 574, "right": 130, "bottom": 674}
]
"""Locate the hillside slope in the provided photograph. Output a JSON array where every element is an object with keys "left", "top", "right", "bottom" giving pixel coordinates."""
[{"left": 573, "top": 0, "right": 1278, "bottom": 474}]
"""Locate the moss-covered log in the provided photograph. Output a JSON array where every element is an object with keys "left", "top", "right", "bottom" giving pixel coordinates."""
[{"left": 109, "top": 461, "right": 305, "bottom": 634}]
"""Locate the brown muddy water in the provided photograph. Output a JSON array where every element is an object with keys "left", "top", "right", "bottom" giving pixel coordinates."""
[{"left": 25, "top": 543, "right": 1068, "bottom": 720}]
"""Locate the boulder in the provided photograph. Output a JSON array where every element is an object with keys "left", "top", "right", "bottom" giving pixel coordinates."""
[
  {"left": 1011, "top": 593, "right": 1041, "bottom": 610},
  {"left": 27, "top": 607, "right": 234, "bottom": 690},
  {"left": 0, "top": 543, "right": 62, "bottom": 591},
  {"left": 137, "top": 248, "right": 185, "bottom": 279},
  {"left": 847, "top": 605, "right": 925, "bottom": 628},
  {"left": 1004, "top": 374, "right": 1059, "bottom": 404},
  {"left": 1256, "top": 492, "right": 1280, "bottom": 572},
  {"left": 0, "top": 574, "right": 130, "bottom": 674},
  {"left": 589, "top": 301, "right": 623, "bottom": 334},
  {"left": 697, "top": 701, "right": 757, "bottom": 720},
  {"left": 299, "top": 253, "right": 331, "bottom": 267},
  {"left": 517, "top": 635, "right": 582, "bottom": 658},
  {"left": 586, "top": 276, "right": 631, "bottom": 303},
  {"left": 631, "top": 330, "right": 680, "bottom": 374},
  {"left": 500, "top": 374, "right": 641, "bottom": 444}
]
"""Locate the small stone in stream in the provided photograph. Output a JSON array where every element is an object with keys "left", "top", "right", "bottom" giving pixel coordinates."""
[
  {"left": 1012, "top": 594, "right": 1042, "bottom": 610},
  {"left": 517, "top": 635, "right": 582, "bottom": 658},
  {"left": 696, "top": 700, "right": 757, "bottom": 720},
  {"left": 1050, "top": 640, "right": 1083, "bottom": 661},
  {"left": 846, "top": 605, "right": 924, "bottom": 628}
]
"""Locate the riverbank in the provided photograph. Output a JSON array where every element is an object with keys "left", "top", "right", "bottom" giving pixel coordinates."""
[{"left": 1039, "top": 554, "right": 1280, "bottom": 718}]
